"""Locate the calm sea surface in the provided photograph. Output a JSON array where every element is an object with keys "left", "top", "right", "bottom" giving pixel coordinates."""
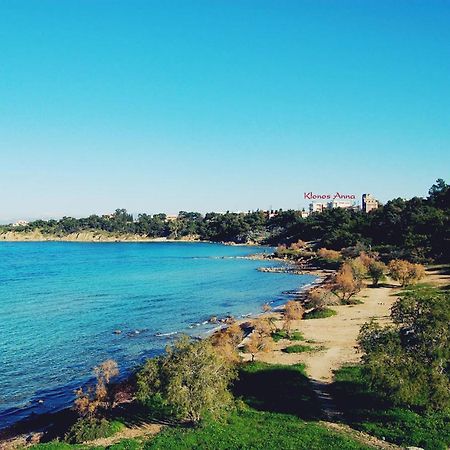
[{"left": 0, "top": 242, "right": 314, "bottom": 428}]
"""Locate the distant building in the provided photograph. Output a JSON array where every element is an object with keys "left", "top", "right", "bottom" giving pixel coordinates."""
[
  {"left": 165, "top": 215, "right": 178, "bottom": 222},
  {"left": 309, "top": 200, "right": 355, "bottom": 213},
  {"left": 300, "top": 209, "right": 309, "bottom": 218},
  {"left": 12, "top": 220, "right": 28, "bottom": 227},
  {"left": 264, "top": 209, "right": 278, "bottom": 219},
  {"left": 362, "top": 194, "right": 379, "bottom": 213},
  {"left": 309, "top": 202, "right": 326, "bottom": 214},
  {"left": 327, "top": 200, "right": 353, "bottom": 210}
]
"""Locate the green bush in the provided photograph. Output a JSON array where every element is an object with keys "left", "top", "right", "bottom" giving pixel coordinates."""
[
  {"left": 64, "top": 417, "right": 124, "bottom": 444},
  {"left": 358, "top": 286, "right": 450, "bottom": 410},
  {"left": 332, "top": 365, "right": 450, "bottom": 450},
  {"left": 282, "top": 344, "right": 314, "bottom": 353},
  {"left": 303, "top": 308, "right": 337, "bottom": 319},
  {"left": 271, "top": 330, "right": 304, "bottom": 342},
  {"left": 136, "top": 335, "right": 236, "bottom": 423}
]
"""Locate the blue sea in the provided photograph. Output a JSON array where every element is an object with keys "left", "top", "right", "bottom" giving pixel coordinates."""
[{"left": 0, "top": 242, "right": 314, "bottom": 429}]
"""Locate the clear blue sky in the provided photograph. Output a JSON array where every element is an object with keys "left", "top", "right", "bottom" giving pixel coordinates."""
[{"left": 1, "top": 1, "right": 449, "bottom": 222}]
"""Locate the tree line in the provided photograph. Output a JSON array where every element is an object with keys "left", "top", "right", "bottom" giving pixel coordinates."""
[{"left": 2, "top": 179, "right": 448, "bottom": 262}]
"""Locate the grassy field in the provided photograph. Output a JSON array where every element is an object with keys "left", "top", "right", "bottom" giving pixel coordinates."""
[
  {"left": 332, "top": 365, "right": 450, "bottom": 450},
  {"left": 31, "top": 362, "right": 374, "bottom": 449}
]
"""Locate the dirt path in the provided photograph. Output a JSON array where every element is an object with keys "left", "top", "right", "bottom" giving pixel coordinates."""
[
  {"left": 87, "top": 423, "right": 162, "bottom": 447},
  {"left": 245, "top": 283, "right": 399, "bottom": 381}
]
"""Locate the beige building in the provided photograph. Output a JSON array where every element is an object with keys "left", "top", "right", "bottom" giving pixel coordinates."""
[
  {"left": 309, "top": 202, "right": 326, "bottom": 214},
  {"left": 362, "top": 194, "right": 379, "bottom": 213}
]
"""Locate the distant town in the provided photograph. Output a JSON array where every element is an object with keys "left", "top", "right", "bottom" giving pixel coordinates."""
[{"left": 8, "top": 193, "right": 379, "bottom": 228}]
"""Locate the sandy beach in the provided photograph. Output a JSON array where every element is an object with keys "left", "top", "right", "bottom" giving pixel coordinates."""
[{"left": 242, "top": 266, "right": 448, "bottom": 383}]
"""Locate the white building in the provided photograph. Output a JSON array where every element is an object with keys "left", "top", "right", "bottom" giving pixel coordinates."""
[
  {"left": 309, "top": 202, "right": 326, "bottom": 214},
  {"left": 12, "top": 220, "right": 29, "bottom": 227},
  {"left": 327, "top": 200, "right": 354, "bottom": 209}
]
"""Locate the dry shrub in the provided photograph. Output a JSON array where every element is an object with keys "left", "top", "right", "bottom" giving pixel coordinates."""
[
  {"left": 388, "top": 260, "right": 426, "bottom": 286},
  {"left": 317, "top": 248, "right": 341, "bottom": 261}
]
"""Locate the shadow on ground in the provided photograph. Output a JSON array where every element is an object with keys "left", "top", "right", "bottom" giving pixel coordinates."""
[{"left": 233, "top": 362, "right": 322, "bottom": 421}]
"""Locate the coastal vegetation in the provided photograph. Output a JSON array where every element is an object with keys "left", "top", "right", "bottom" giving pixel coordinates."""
[
  {"left": 2, "top": 179, "right": 449, "bottom": 263},
  {"left": 358, "top": 285, "right": 449, "bottom": 411},
  {"left": 3, "top": 179, "right": 448, "bottom": 449},
  {"left": 136, "top": 336, "right": 236, "bottom": 424}
]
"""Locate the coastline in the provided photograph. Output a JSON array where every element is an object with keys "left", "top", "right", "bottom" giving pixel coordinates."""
[
  {"left": 0, "top": 230, "right": 204, "bottom": 243},
  {"left": 0, "top": 252, "right": 317, "bottom": 446}
]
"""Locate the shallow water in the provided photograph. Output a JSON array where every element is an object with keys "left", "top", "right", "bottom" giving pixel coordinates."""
[{"left": 0, "top": 241, "right": 314, "bottom": 428}]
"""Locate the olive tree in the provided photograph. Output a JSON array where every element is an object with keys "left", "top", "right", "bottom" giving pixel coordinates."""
[{"left": 137, "top": 335, "right": 236, "bottom": 423}]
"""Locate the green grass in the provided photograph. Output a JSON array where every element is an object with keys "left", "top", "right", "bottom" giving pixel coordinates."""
[
  {"left": 31, "top": 362, "right": 373, "bottom": 450},
  {"left": 143, "top": 409, "right": 373, "bottom": 449},
  {"left": 271, "top": 330, "right": 304, "bottom": 342},
  {"left": 332, "top": 365, "right": 450, "bottom": 450},
  {"left": 109, "top": 439, "right": 144, "bottom": 450},
  {"left": 233, "top": 361, "right": 321, "bottom": 420},
  {"left": 304, "top": 307, "right": 337, "bottom": 319},
  {"left": 282, "top": 344, "right": 315, "bottom": 353},
  {"left": 65, "top": 418, "right": 125, "bottom": 444}
]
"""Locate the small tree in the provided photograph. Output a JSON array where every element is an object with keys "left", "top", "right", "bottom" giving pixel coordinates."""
[
  {"left": 317, "top": 248, "right": 341, "bottom": 261},
  {"left": 367, "top": 260, "right": 386, "bottom": 286},
  {"left": 307, "top": 287, "right": 333, "bottom": 311},
  {"left": 332, "top": 262, "right": 363, "bottom": 303},
  {"left": 358, "top": 287, "right": 450, "bottom": 410},
  {"left": 211, "top": 322, "right": 244, "bottom": 363},
  {"left": 283, "top": 300, "right": 304, "bottom": 337},
  {"left": 388, "top": 260, "right": 426, "bottom": 286},
  {"left": 74, "top": 359, "right": 119, "bottom": 418},
  {"left": 252, "top": 317, "right": 272, "bottom": 337},
  {"left": 245, "top": 331, "right": 274, "bottom": 362},
  {"left": 137, "top": 336, "right": 236, "bottom": 423}
]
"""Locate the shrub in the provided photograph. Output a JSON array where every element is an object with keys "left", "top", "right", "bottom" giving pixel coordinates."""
[
  {"left": 317, "top": 248, "right": 341, "bottom": 261},
  {"left": 332, "top": 365, "right": 450, "bottom": 450},
  {"left": 358, "top": 286, "right": 450, "bottom": 411},
  {"left": 137, "top": 335, "right": 236, "bottom": 423},
  {"left": 388, "top": 259, "right": 426, "bottom": 286},
  {"left": 210, "top": 322, "right": 244, "bottom": 363},
  {"left": 282, "top": 344, "right": 314, "bottom": 353},
  {"left": 271, "top": 330, "right": 304, "bottom": 342},
  {"left": 245, "top": 331, "right": 273, "bottom": 361},
  {"left": 65, "top": 417, "right": 124, "bottom": 444},
  {"left": 367, "top": 261, "right": 386, "bottom": 286},
  {"left": 307, "top": 287, "right": 334, "bottom": 311},
  {"left": 303, "top": 308, "right": 337, "bottom": 319},
  {"left": 73, "top": 359, "right": 119, "bottom": 419},
  {"left": 332, "top": 262, "right": 364, "bottom": 303},
  {"left": 283, "top": 300, "right": 304, "bottom": 336}
]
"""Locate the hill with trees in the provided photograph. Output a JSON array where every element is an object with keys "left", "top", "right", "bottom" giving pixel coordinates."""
[{"left": 1, "top": 179, "right": 448, "bottom": 262}]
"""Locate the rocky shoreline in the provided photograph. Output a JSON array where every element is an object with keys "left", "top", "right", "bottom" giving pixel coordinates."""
[{"left": 0, "top": 254, "right": 332, "bottom": 448}]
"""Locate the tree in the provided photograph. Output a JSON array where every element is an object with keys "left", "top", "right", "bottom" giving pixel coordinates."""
[
  {"left": 307, "top": 287, "right": 333, "bottom": 311},
  {"left": 74, "top": 359, "right": 119, "bottom": 418},
  {"left": 283, "top": 300, "right": 304, "bottom": 337},
  {"left": 210, "top": 322, "right": 244, "bottom": 363},
  {"left": 245, "top": 331, "right": 273, "bottom": 362},
  {"left": 317, "top": 248, "right": 341, "bottom": 261},
  {"left": 252, "top": 317, "right": 272, "bottom": 337},
  {"left": 388, "top": 260, "right": 425, "bottom": 286},
  {"left": 136, "top": 336, "right": 236, "bottom": 423},
  {"left": 367, "top": 260, "right": 386, "bottom": 286},
  {"left": 358, "top": 287, "right": 450, "bottom": 410},
  {"left": 332, "top": 262, "right": 363, "bottom": 303}
]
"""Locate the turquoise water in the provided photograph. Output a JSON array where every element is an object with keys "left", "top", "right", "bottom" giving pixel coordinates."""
[{"left": 0, "top": 242, "right": 314, "bottom": 428}]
